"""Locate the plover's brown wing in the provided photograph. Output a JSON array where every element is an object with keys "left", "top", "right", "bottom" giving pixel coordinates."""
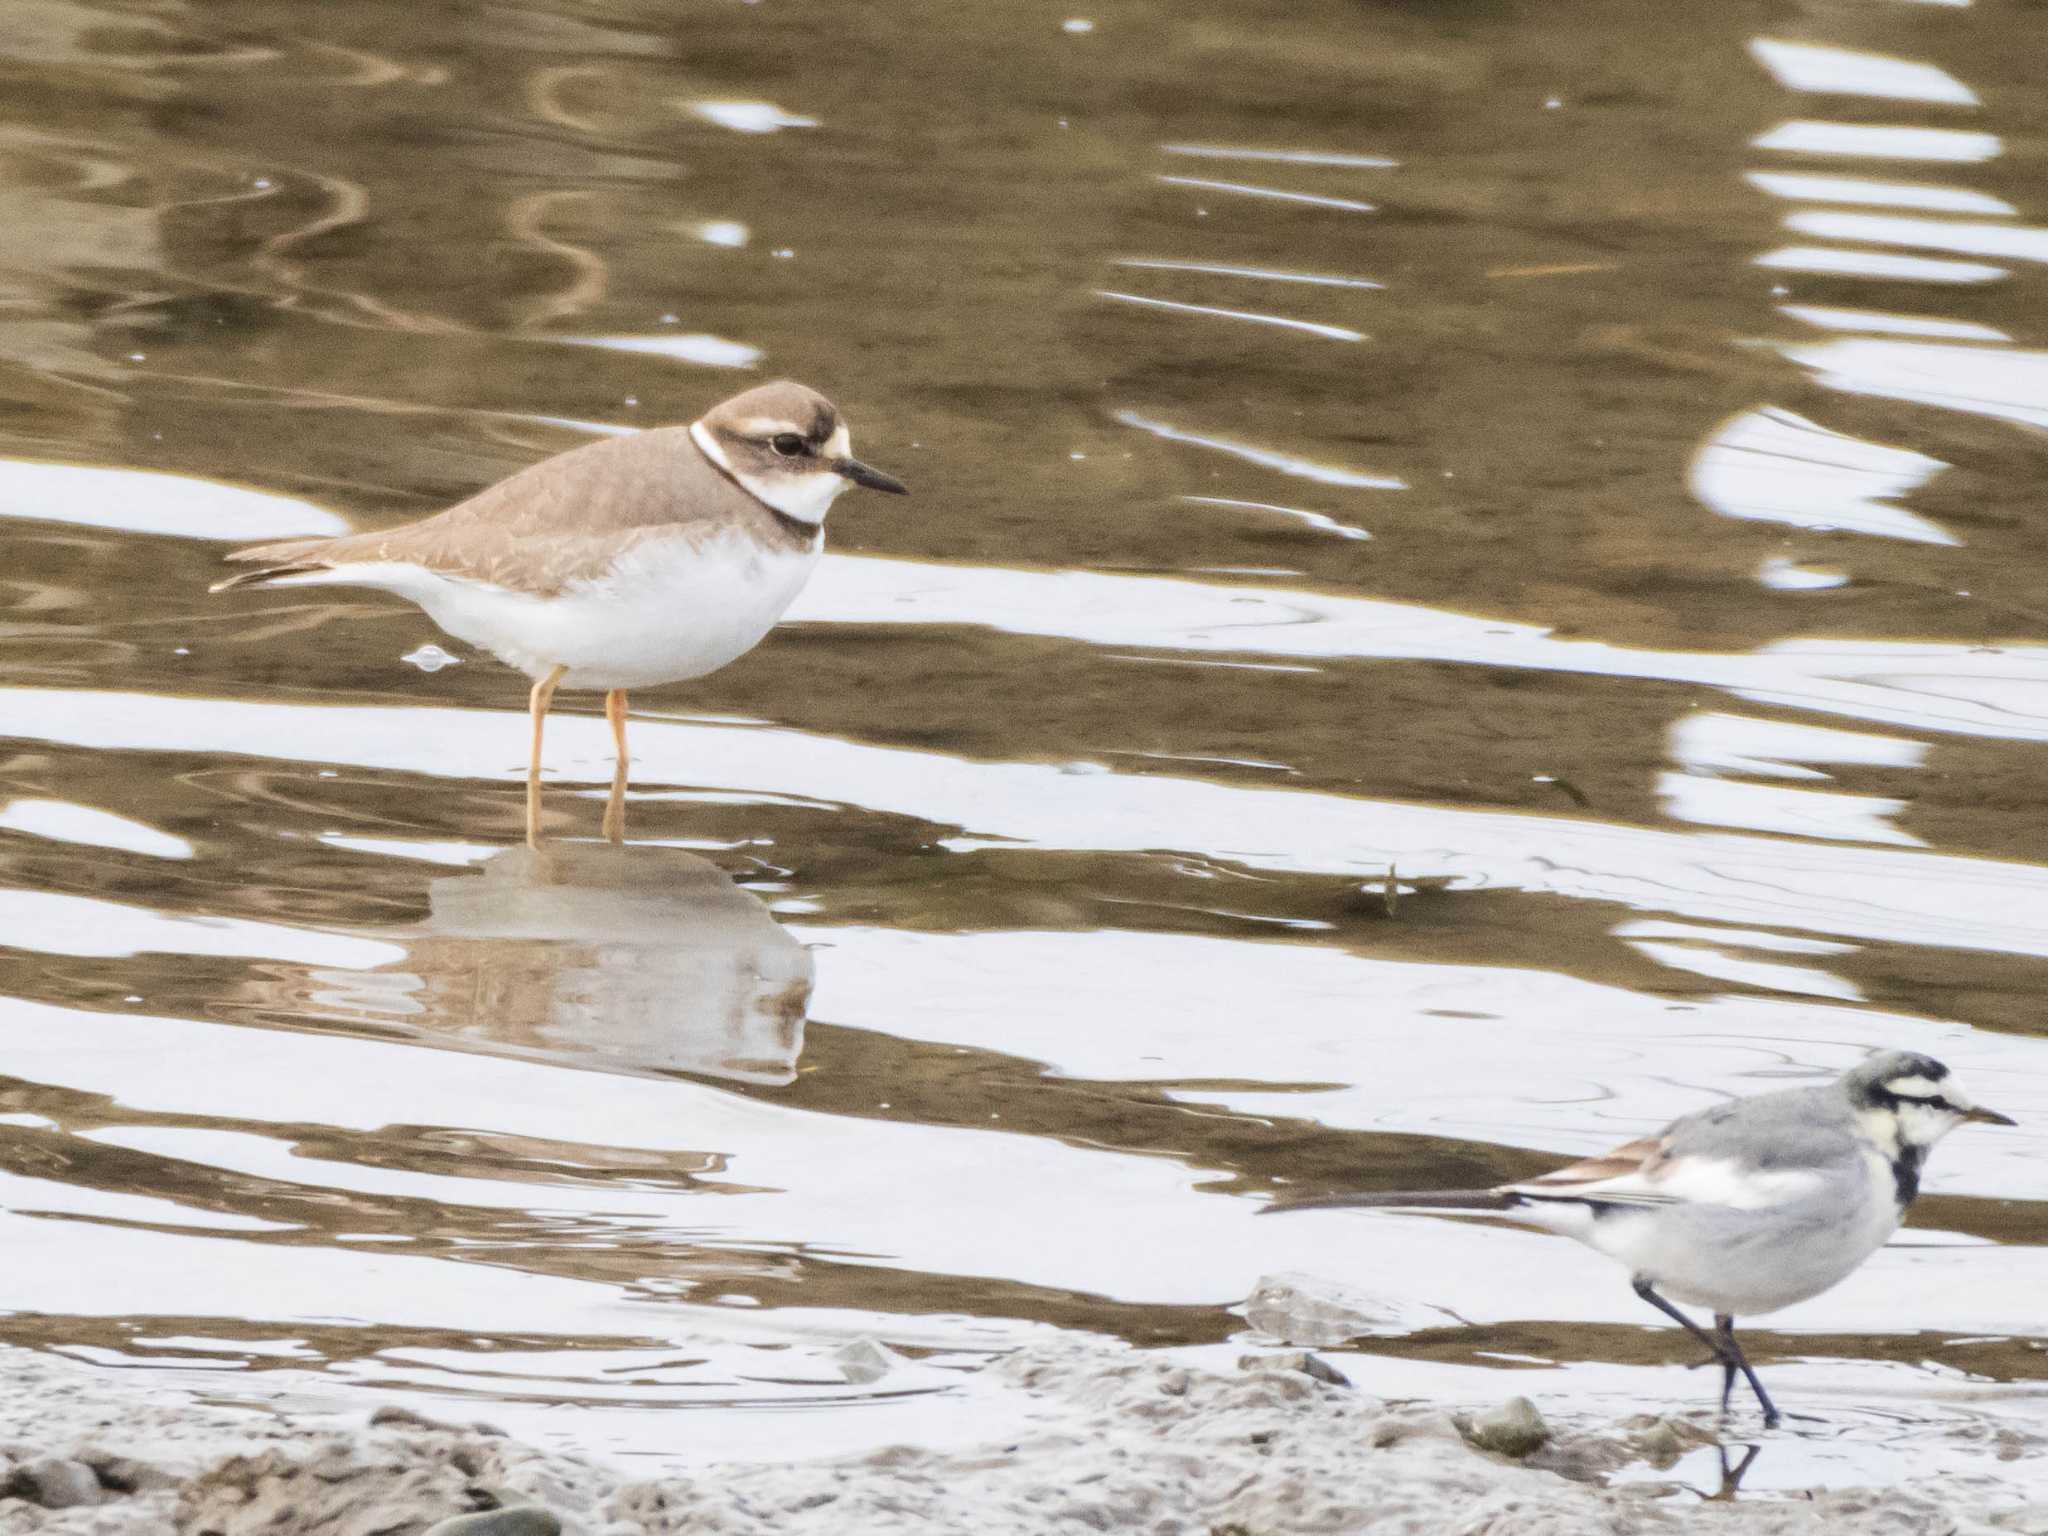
[
  {"left": 216, "top": 425, "right": 789, "bottom": 594},
  {"left": 214, "top": 521, "right": 730, "bottom": 597}
]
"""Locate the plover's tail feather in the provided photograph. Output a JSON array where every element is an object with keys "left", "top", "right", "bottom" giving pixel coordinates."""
[
  {"left": 1260, "top": 1189, "right": 1518, "bottom": 1215},
  {"left": 211, "top": 533, "right": 350, "bottom": 593},
  {"left": 209, "top": 560, "right": 333, "bottom": 593}
]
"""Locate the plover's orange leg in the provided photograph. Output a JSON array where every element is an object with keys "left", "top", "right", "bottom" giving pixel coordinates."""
[
  {"left": 603, "top": 688, "right": 630, "bottom": 845},
  {"left": 526, "top": 663, "right": 568, "bottom": 849}
]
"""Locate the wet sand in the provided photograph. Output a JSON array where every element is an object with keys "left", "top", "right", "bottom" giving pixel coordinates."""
[{"left": 6, "top": 1342, "right": 2044, "bottom": 1534}]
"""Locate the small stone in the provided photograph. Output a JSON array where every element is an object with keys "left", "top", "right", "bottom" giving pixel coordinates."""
[
  {"left": 11, "top": 1456, "right": 103, "bottom": 1508},
  {"left": 370, "top": 1403, "right": 459, "bottom": 1432},
  {"left": 1460, "top": 1396, "right": 1551, "bottom": 1458},
  {"left": 1244, "top": 1272, "right": 1455, "bottom": 1346},
  {"left": 1238, "top": 1350, "right": 1351, "bottom": 1388},
  {"left": 1369, "top": 1411, "right": 1462, "bottom": 1450},
  {"left": 1634, "top": 1419, "right": 1685, "bottom": 1463},
  {"left": 80, "top": 1451, "right": 180, "bottom": 1493},
  {"left": 834, "top": 1336, "right": 907, "bottom": 1386},
  {"left": 423, "top": 1508, "right": 564, "bottom": 1536},
  {"left": 1157, "top": 1369, "right": 1191, "bottom": 1397}
]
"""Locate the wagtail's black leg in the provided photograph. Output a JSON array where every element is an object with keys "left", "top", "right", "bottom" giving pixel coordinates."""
[{"left": 1715, "top": 1313, "right": 1780, "bottom": 1429}]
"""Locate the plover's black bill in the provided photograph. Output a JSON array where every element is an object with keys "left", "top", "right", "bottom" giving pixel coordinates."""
[{"left": 836, "top": 457, "right": 908, "bottom": 494}]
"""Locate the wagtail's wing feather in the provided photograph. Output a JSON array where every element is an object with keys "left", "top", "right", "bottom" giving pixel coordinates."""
[
  {"left": 1263, "top": 1136, "right": 1685, "bottom": 1216},
  {"left": 1496, "top": 1134, "right": 1685, "bottom": 1209},
  {"left": 1259, "top": 1188, "right": 1518, "bottom": 1215}
]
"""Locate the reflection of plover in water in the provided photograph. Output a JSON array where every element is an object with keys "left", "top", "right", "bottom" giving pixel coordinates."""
[
  {"left": 1264, "top": 1051, "right": 2013, "bottom": 1426},
  {"left": 215, "top": 381, "right": 906, "bottom": 847}
]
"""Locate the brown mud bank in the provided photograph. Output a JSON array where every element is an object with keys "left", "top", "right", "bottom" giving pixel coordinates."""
[{"left": 2, "top": 1343, "right": 2044, "bottom": 1535}]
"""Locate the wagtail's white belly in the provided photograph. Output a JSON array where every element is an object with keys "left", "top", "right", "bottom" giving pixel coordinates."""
[
  {"left": 304, "top": 528, "right": 822, "bottom": 691},
  {"left": 1540, "top": 1151, "right": 1901, "bottom": 1316}
]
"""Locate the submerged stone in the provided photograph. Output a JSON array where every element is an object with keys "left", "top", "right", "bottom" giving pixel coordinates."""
[
  {"left": 1460, "top": 1396, "right": 1552, "bottom": 1458},
  {"left": 835, "top": 1336, "right": 909, "bottom": 1386},
  {"left": 423, "top": 1509, "right": 564, "bottom": 1536},
  {"left": 1237, "top": 1350, "right": 1352, "bottom": 1388},
  {"left": 10, "top": 1456, "right": 103, "bottom": 1508},
  {"left": 1243, "top": 1271, "right": 1457, "bottom": 1347}
]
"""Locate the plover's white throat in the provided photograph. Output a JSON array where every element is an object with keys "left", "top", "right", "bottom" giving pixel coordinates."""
[
  {"left": 1264, "top": 1050, "right": 2014, "bottom": 1427},
  {"left": 214, "top": 380, "right": 906, "bottom": 846}
]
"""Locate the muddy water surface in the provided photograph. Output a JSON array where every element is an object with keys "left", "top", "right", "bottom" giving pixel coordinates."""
[{"left": 1, "top": 0, "right": 2047, "bottom": 1497}]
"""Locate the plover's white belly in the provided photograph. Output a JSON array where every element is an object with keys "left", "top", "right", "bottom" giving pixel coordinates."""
[{"left": 316, "top": 531, "right": 821, "bottom": 691}]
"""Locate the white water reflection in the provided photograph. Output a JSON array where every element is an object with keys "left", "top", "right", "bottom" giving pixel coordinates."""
[
  {"left": 7, "top": 913, "right": 2040, "bottom": 1348},
  {"left": 0, "top": 1182, "right": 651, "bottom": 1336},
  {"left": 1689, "top": 406, "right": 1952, "bottom": 545},
  {"left": 1755, "top": 245, "right": 2005, "bottom": 283},
  {"left": 0, "top": 798, "right": 192, "bottom": 858},
  {"left": 1777, "top": 304, "right": 2009, "bottom": 341},
  {"left": 562, "top": 333, "right": 763, "bottom": 368},
  {"left": 1670, "top": 712, "right": 1925, "bottom": 781},
  {"left": 1787, "top": 209, "right": 2048, "bottom": 264},
  {"left": 1785, "top": 339, "right": 2048, "bottom": 430},
  {"left": 1655, "top": 771, "right": 1919, "bottom": 846},
  {"left": 796, "top": 557, "right": 2048, "bottom": 746},
  {"left": 1161, "top": 144, "right": 1396, "bottom": 168},
  {"left": 1619, "top": 933, "right": 1864, "bottom": 1001},
  {"left": 1751, "top": 121, "right": 2000, "bottom": 161},
  {"left": 1759, "top": 558, "right": 1848, "bottom": 590},
  {"left": 1613, "top": 919, "right": 1858, "bottom": 956},
  {"left": 1661, "top": 709, "right": 1927, "bottom": 842},
  {"left": 1748, "top": 39, "right": 1978, "bottom": 106},
  {"left": 806, "top": 926, "right": 2043, "bottom": 1201},
  {"left": 1157, "top": 176, "right": 1376, "bottom": 213},
  {"left": 12, "top": 688, "right": 2048, "bottom": 959},
  {"left": 686, "top": 100, "right": 818, "bottom": 134},
  {"left": 0, "top": 1167, "right": 290, "bottom": 1233},
  {"left": 1094, "top": 290, "right": 1364, "bottom": 342},
  {"left": 1746, "top": 171, "right": 2013, "bottom": 215},
  {"left": 1180, "top": 495, "right": 1371, "bottom": 541},
  {"left": 1112, "top": 258, "right": 1384, "bottom": 289},
  {"left": 0, "top": 459, "right": 347, "bottom": 539},
  {"left": 0, "top": 885, "right": 401, "bottom": 965},
  {"left": 1114, "top": 411, "right": 1405, "bottom": 488}
]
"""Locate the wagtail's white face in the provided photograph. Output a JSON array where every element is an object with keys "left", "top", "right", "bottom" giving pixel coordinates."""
[
  {"left": 1847, "top": 1049, "right": 2015, "bottom": 1153},
  {"left": 689, "top": 379, "right": 907, "bottom": 526}
]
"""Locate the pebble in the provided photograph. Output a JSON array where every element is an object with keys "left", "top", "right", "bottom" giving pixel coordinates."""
[
  {"left": 835, "top": 1337, "right": 908, "bottom": 1386},
  {"left": 369, "top": 1403, "right": 509, "bottom": 1437},
  {"left": 1237, "top": 1351, "right": 1351, "bottom": 1389},
  {"left": 1633, "top": 1418, "right": 1685, "bottom": 1462},
  {"left": 422, "top": 1507, "right": 563, "bottom": 1536},
  {"left": 1243, "top": 1272, "right": 1455, "bottom": 1347},
  {"left": 10, "top": 1456, "right": 103, "bottom": 1508},
  {"left": 1460, "top": 1397, "right": 1552, "bottom": 1459}
]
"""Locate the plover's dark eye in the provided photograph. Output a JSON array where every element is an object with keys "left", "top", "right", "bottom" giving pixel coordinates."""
[{"left": 770, "top": 433, "right": 807, "bottom": 458}]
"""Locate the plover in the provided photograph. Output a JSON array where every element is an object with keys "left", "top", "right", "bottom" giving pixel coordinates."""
[
  {"left": 214, "top": 380, "right": 905, "bottom": 846},
  {"left": 1264, "top": 1050, "right": 2014, "bottom": 1425}
]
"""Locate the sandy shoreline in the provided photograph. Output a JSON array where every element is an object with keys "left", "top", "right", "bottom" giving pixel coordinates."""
[{"left": 2, "top": 1341, "right": 2043, "bottom": 1534}]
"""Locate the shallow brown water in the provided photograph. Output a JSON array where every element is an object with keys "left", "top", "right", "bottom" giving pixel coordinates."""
[{"left": 1, "top": 0, "right": 2046, "bottom": 1495}]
